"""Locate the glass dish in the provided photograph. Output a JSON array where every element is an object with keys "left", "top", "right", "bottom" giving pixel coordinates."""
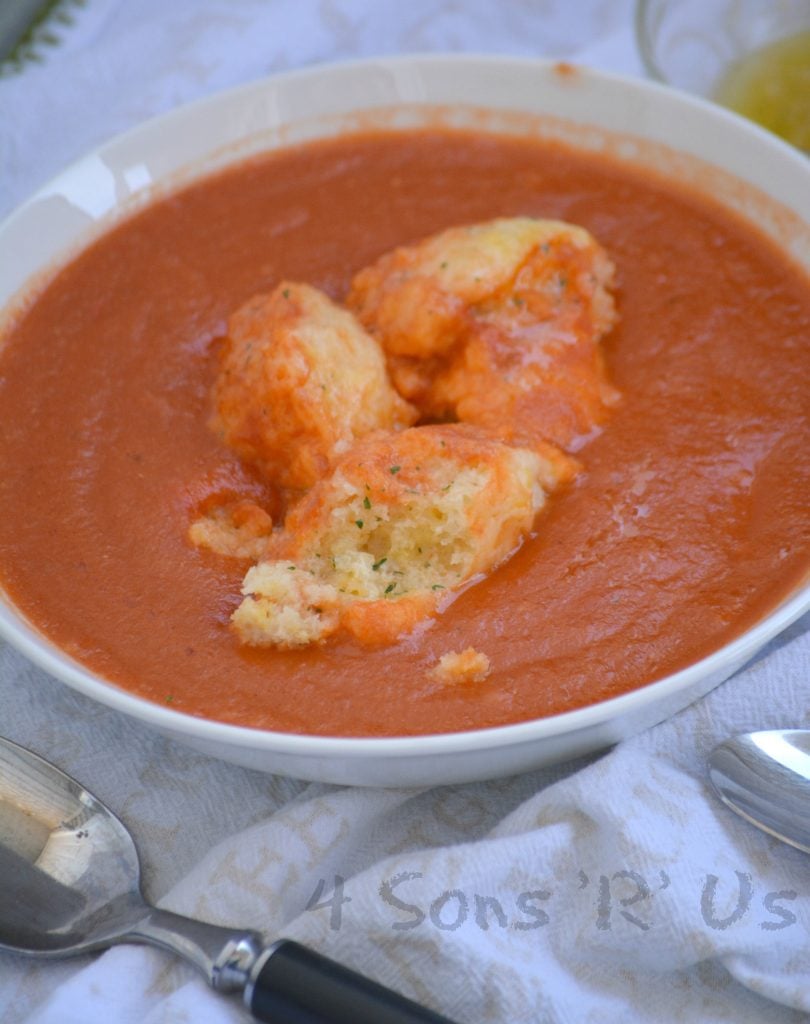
[{"left": 636, "top": 0, "right": 810, "bottom": 147}]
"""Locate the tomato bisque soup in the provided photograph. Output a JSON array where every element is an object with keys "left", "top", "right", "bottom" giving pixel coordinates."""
[{"left": 0, "top": 129, "right": 808, "bottom": 737}]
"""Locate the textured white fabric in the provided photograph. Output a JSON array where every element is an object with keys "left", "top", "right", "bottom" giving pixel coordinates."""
[{"left": 1, "top": 2, "right": 809, "bottom": 1022}]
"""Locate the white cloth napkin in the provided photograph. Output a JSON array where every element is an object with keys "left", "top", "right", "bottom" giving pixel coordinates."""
[{"left": 1, "top": 2, "right": 809, "bottom": 1022}]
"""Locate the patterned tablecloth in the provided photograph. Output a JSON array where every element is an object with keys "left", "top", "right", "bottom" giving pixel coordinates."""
[{"left": 1, "top": 3, "right": 809, "bottom": 1022}]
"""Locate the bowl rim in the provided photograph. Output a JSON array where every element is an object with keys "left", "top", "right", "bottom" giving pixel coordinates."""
[
  {"left": 1, "top": 51, "right": 809, "bottom": 760},
  {"left": 2, "top": 579, "right": 809, "bottom": 757}
]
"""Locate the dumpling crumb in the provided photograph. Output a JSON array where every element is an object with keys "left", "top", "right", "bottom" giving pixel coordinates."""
[
  {"left": 188, "top": 499, "right": 273, "bottom": 560},
  {"left": 430, "top": 648, "right": 491, "bottom": 684}
]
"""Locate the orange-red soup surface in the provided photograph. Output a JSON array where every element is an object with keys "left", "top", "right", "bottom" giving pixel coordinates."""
[{"left": 0, "top": 130, "right": 808, "bottom": 736}]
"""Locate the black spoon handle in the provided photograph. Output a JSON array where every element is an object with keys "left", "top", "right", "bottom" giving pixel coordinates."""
[{"left": 245, "top": 939, "right": 459, "bottom": 1024}]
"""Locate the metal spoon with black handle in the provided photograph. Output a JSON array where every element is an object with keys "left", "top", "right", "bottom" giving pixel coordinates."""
[{"left": 0, "top": 735, "right": 457, "bottom": 1023}]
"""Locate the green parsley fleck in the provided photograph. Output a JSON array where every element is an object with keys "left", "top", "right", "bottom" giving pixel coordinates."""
[
  {"left": 372, "top": 557, "right": 387, "bottom": 571},
  {"left": 363, "top": 496, "right": 371, "bottom": 509},
  {"left": 384, "top": 582, "right": 396, "bottom": 594},
  {"left": 432, "top": 584, "right": 445, "bottom": 590},
  {"left": 389, "top": 465, "right": 401, "bottom": 475},
  {"left": 355, "top": 520, "right": 364, "bottom": 529},
  {"left": 440, "top": 261, "right": 448, "bottom": 269},
  {"left": 288, "top": 565, "right": 296, "bottom": 571},
  {"left": 282, "top": 288, "right": 290, "bottom": 298},
  {"left": 165, "top": 695, "right": 175, "bottom": 704}
]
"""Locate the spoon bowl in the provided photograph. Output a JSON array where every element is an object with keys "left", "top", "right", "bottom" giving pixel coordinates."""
[
  {"left": 708, "top": 729, "right": 810, "bottom": 854},
  {"left": 0, "top": 738, "right": 145, "bottom": 955}
]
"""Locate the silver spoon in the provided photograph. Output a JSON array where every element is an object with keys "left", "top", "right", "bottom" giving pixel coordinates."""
[
  {"left": 0, "top": 735, "right": 455, "bottom": 1023},
  {"left": 708, "top": 729, "right": 810, "bottom": 853}
]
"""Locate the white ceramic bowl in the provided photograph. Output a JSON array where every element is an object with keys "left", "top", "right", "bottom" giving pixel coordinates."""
[{"left": 1, "top": 55, "right": 809, "bottom": 786}]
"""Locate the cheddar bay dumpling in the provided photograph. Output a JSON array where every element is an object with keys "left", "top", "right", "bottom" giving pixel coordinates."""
[
  {"left": 232, "top": 424, "right": 575, "bottom": 647},
  {"left": 348, "top": 217, "right": 618, "bottom": 450},
  {"left": 213, "top": 282, "right": 416, "bottom": 492}
]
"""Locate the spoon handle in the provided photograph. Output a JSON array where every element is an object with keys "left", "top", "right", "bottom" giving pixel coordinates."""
[
  {"left": 128, "top": 910, "right": 456, "bottom": 1022},
  {"left": 245, "top": 939, "right": 457, "bottom": 1024},
  {"left": 125, "top": 906, "right": 265, "bottom": 991}
]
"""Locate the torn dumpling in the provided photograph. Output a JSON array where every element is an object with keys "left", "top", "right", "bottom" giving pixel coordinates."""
[
  {"left": 231, "top": 424, "right": 575, "bottom": 648},
  {"left": 212, "top": 282, "right": 416, "bottom": 492},
  {"left": 347, "top": 217, "right": 618, "bottom": 450}
]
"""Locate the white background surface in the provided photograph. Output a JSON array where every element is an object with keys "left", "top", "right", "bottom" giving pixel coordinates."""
[{"left": 1, "top": 2, "right": 809, "bottom": 1022}]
